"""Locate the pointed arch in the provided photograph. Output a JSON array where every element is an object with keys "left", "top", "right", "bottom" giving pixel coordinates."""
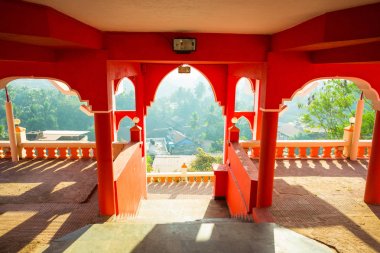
[
  {"left": 282, "top": 77, "right": 380, "bottom": 110},
  {"left": 152, "top": 65, "right": 220, "bottom": 107},
  {"left": 235, "top": 77, "right": 255, "bottom": 112},
  {"left": 114, "top": 77, "right": 136, "bottom": 110},
  {"left": 236, "top": 117, "right": 253, "bottom": 140},
  {"left": 117, "top": 116, "right": 134, "bottom": 142},
  {"left": 143, "top": 63, "right": 228, "bottom": 112},
  {"left": 0, "top": 76, "right": 91, "bottom": 109}
]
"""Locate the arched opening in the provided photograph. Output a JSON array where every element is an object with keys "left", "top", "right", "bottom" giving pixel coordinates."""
[
  {"left": 117, "top": 116, "right": 134, "bottom": 142},
  {"left": 115, "top": 78, "right": 136, "bottom": 110},
  {"left": 236, "top": 117, "right": 252, "bottom": 140},
  {"left": 279, "top": 78, "right": 375, "bottom": 140},
  {"left": 145, "top": 65, "right": 224, "bottom": 173},
  {"left": 0, "top": 78, "right": 94, "bottom": 141},
  {"left": 272, "top": 78, "right": 378, "bottom": 250},
  {"left": 235, "top": 77, "right": 254, "bottom": 112}
]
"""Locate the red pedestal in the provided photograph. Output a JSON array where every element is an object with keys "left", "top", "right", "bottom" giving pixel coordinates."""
[
  {"left": 130, "top": 124, "right": 142, "bottom": 142},
  {"left": 94, "top": 112, "right": 116, "bottom": 215},
  {"left": 213, "top": 164, "right": 228, "bottom": 198},
  {"left": 364, "top": 110, "right": 380, "bottom": 204},
  {"left": 229, "top": 125, "right": 240, "bottom": 142},
  {"left": 256, "top": 110, "right": 279, "bottom": 208}
]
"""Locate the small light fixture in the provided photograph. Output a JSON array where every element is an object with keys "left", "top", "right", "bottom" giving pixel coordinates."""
[
  {"left": 231, "top": 117, "right": 238, "bottom": 125},
  {"left": 349, "top": 117, "right": 355, "bottom": 125},
  {"left": 14, "top": 119, "right": 21, "bottom": 126},
  {"left": 173, "top": 38, "right": 196, "bottom": 54},
  {"left": 178, "top": 65, "right": 191, "bottom": 74}
]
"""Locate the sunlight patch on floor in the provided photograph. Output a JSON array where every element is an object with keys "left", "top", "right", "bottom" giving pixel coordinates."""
[
  {"left": 50, "top": 182, "right": 76, "bottom": 194},
  {"left": 0, "top": 183, "right": 42, "bottom": 197},
  {"left": 0, "top": 211, "right": 37, "bottom": 237}
]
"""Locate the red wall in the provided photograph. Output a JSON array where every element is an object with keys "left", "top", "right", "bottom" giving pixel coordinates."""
[
  {"left": 113, "top": 143, "right": 146, "bottom": 216},
  {"left": 226, "top": 143, "right": 258, "bottom": 214}
]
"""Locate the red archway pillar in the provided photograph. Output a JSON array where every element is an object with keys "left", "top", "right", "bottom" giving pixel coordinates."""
[
  {"left": 94, "top": 112, "right": 116, "bottom": 215},
  {"left": 256, "top": 109, "right": 279, "bottom": 208},
  {"left": 364, "top": 110, "right": 380, "bottom": 204}
]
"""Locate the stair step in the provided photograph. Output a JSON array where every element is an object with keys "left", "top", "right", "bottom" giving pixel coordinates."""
[
  {"left": 43, "top": 222, "right": 334, "bottom": 253},
  {"left": 116, "top": 198, "right": 230, "bottom": 223}
]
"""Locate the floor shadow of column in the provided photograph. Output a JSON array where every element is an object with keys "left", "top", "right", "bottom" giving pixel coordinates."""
[
  {"left": 0, "top": 158, "right": 100, "bottom": 252},
  {"left": 272, "top": 178, "right": 380, "bottom": 252}
]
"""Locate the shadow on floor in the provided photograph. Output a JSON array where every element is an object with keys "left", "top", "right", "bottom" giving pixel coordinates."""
[
  {"left": 43, "top": 222, "right": 333, "bottom": 253},
  {"left": 272, "top": 178, "right": 380, "bottom": 252},
  {"left": 0, "top": 159, "right": 102, "bottom": 253}
]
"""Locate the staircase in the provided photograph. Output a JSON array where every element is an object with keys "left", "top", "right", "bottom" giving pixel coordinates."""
[
  {"left": 116, "top": 198, "right": 231, "bottom": 223},
  {"left": 40, "top": 188, "right": 335, "bottom": 252}
]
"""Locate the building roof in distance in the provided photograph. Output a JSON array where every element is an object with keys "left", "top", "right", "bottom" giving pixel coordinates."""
[{"left": 152, "top": 155, "right": 195, "bottom": 173}]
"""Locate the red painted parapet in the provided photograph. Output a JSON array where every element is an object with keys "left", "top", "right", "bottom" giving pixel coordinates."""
[
  {"left": 20, "top": 142, "right": 96, "bottom": 159},
  {"left": 226, "top": 142, "right": 258, "bottom": 216},
  {"left": 147, "top": 172, "right": 214, "bottom": 183},
  {"left": 113, "top": 142, "right": 146, "bottom": 216},
  {"left": 226, "top": 166, "right": 250, "bottom": 218},
  {"left": 213, "top": 164, "right": 228, "bottom": 199},
  {"left": 241, "top": 140, "right": 350, "bottom": 159}
]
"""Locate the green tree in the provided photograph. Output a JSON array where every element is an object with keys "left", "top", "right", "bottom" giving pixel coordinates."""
[
  {"left": 146, "top": 154, "right": 154, "bottom": 172},
  {"left": 0, "top": 83, "right": 95, "bottom": 140},
  {"left": 299, "top": 79, "right": 375, "bottom": 139},
  {"left": 236, "top": 118, "right": 252, "bottom": 140},
  {"left": 0, "top": 125, "right": 5, "bottom": 139},
  {"left": 190, "top": 148, "right": 222, "bottom": 171}
]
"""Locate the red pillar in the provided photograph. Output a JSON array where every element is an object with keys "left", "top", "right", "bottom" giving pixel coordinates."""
[
  {"left": 224, "top": 75, "right": 238, "bottom": 162},
  {"left": 256, "top": 110, "right": 279, "bottom": 208},
  {"left": 94, "top": 112, "right": 116, "bottom": 215},
  {"left": 364, "top": 110, "right": 380, "bottom": 204}
]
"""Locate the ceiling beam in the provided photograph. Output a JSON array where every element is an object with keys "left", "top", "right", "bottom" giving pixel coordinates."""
[
  {"left": 272, "top": 3, "right": 380, "bottom": 52},
  {"left": 311, "top": 42, "right": 380, "bottom": 64},
  {"left": 105, "top": 32, "right": 270, "bottom": 63},
  {"left": 0, "top": 0, "right": 103, "bottom": 49}
]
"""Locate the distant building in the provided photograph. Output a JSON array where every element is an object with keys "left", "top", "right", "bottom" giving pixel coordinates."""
[
  {"left": 147, "top": 128, "right": 197, "bottom": 155},
  {"left": 146, "top": 138, "right": 170, "bottom": 155},
  {"left": 26, "top": 130, "right": 89, "bottom": 141},
  {"left": 152, "top": 155, "right": 195, "bottom": 173},
  {"left": 166, "top": 129, "right": 197, "bottom": 155}
]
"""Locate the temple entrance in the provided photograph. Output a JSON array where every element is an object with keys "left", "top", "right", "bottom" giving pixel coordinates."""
[
  {"left": 145, "top": 65, "right": 224, "bottom": 173},
  {"left": 126, "top": 65, "right": 227, "bottom": 222}
]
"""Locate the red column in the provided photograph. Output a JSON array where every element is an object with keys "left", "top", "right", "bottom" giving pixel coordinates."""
[
  {"left": 256, "top": 110, "right": 279, "bottom": 208},
  {"left": 224, "top": 76, "right": 238, "bottom": 162},
  {"left": 364, "top": 110, "right": 380, "bottom": 204},
  {"left": 94, "top": 112, "right": 116, "bottom": 215}
]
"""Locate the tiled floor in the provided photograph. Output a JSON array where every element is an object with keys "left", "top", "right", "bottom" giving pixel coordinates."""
[
  {"left": 267, "top": 159, "right": 380, "bottom": 253},
  {"left": 0, "top": 159, "right": 103, "bottom": 253},
  {"left": 0, "top": 158, "right": 379, "bottom": 252}
]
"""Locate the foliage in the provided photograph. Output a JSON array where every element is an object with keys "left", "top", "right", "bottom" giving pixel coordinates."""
[
  {"left": 298, "top": 79, "right": 375, "bottom": 140},
  {"left": 115, "top": 89, "right": 135, "bottom": 110},
  {"left": 0, "top": 84, "right": 94, "bottom": 140},
  {"left": 190, "top": 148, "right": 222, "bottom": 172},
  {"left": 146, "top": 154, "right": 154, "bottom": 172},
  {"left": 146, "top": 81, "right": 225, "bottom": 153},
  {"left": 236, "top": 118, "right": 252, "bottom": 140},
  {"left": 0, "top": 125, "right": 4, "bottom": 139}
]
